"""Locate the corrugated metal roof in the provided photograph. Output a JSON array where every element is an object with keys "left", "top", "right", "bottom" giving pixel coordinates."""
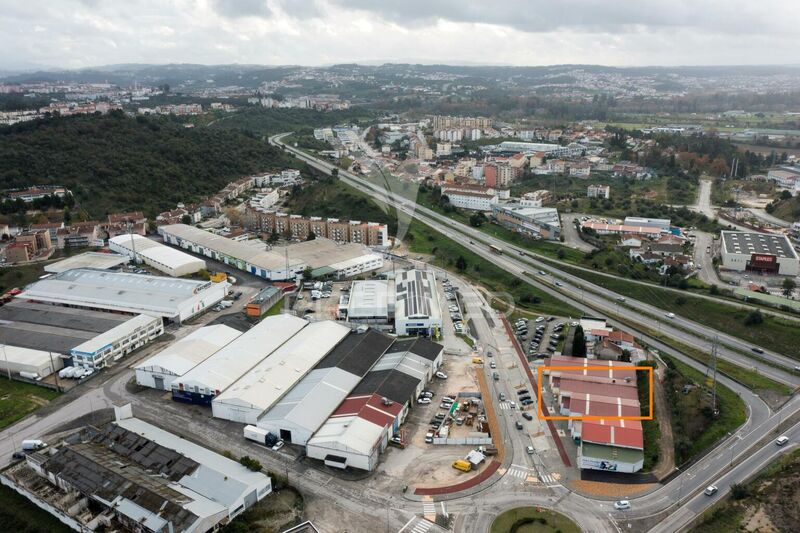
[
  {"left": 213, "top": 320, "right": 349, "bottom": 414},
  {"left": 176, "top": 314, "right": 307, "bottom": 394},
  {"left": 135, "top": 324, "right": 242, "bottom": 377}
]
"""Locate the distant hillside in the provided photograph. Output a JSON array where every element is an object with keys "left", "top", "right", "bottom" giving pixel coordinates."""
[{"left": 0, "top": 112, "right": 299, "bottom": 217}]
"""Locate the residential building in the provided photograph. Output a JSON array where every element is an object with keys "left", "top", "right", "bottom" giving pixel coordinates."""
[
  {"left": 441, "top": 185, "right": 499, "bottom": 211},
  {"left": 587, "top": 184, "right": 610, "bottom": 199}
]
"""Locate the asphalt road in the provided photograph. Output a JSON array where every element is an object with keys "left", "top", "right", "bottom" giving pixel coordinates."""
[
  {"left": 271, "top": 134, "right": 800, "bottom": 530},
  {"left": 273, "top": 134, "right": 800, "bottom": 384}
]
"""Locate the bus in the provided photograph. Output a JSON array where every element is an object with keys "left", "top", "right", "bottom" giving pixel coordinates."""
[{"left": 489, "top": 244, "right": 503, "bottom": 255}]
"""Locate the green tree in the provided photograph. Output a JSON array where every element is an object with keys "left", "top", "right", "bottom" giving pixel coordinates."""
[
  {"left": 572, "top": 325, "right": 586, "bottom": 357},
  {"left": 744, "top": 309, "right": 764, "bottom": 326},
  {"left": 782, "top": 277, "right": 796, "bottom": 297},
  {"left": 469, "top": 212, "right": 486, "bottom": 227},
  {"left": 180, "top": 214, "right": 192, "bottom": 225},
  {"left": 455, "top": 255, "right": 468, "bottom": 273}
]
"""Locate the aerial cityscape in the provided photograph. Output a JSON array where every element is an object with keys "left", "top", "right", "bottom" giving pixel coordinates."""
[{"left": 1, "top": 2, "right": 799, "bottom": 533}]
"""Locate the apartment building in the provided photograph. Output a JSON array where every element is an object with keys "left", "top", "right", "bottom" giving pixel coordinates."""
[
  {"left": 245, "top": 210, "right": 389, "bottom": 247},
  {"left": 587, "top": 184, "right": 611, "bottom": 199}
]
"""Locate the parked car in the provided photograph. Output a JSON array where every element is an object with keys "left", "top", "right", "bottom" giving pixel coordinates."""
[
  {"left": 526, "top": 445, "right": 535, "bottom": 454},
  {"left": 490, "top": 361, "right": 496, "bottom": 369},
  {"left": 515, "top": 421, "right": 523, "bottom": 430},
  {"left": 425, "top": 432, "right": 434, "bottom": 444},
  {"left": 535, "top": 316, "right": 545, "bottom": 323},
  {"left": 417, "top": 397, "right": 431, "bottom": 404},
  {"left": 614, "top": 500, "right": 631, "bottom": 511},
  {"left": 271, "top": 440, "right": 285, "bottom": 451},
  {"left": 522, "top": 412, "right": 533, "bottom": 421},
  {"left": 517, "top": 389, "right": 530, "bottom": 396},
  {"left": 12, "top": 451, "right": 25, "bottom": 460},
  {"left": 435, "top": 371, "right": 448, "bottom": 379},
  {"left": 521, "top": 399, "right": 534, "bottom": 406},
  {"left": 390, "top": 435, "right": 403, "bottom": 444}
]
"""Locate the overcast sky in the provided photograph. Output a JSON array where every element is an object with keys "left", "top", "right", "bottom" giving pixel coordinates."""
[{"left": 1, "top": 0, "right": 798, "bottom": 70}]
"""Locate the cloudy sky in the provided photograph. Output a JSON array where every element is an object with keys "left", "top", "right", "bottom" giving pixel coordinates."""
[{"left": 1, "top": 0, "right": 798, "bottom": 70}]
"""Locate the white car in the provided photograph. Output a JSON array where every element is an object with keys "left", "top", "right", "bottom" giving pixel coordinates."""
[
  {"left": 704, "top": 485, "right": 718, "bottom": 496},
  {"left": 435, "top": 371, "right": 448, "bottom": 379},
  {"left": 526, "top": 445, "right": 534, "bottom": 454},
  {"left": 535, "top": 316, "right": 545, "bottom": 323},
  {"left": 490, "top": 361, "right": 496, "bottom": 369},
  {"left": 776, "top": 436, "right": 789, "bottom": 446},
  {"left": 614, "top": 500, "right": 631, "bottom": 511},
  {"left": 417, "top": 397, "right": 432, "bottom": 405},
  {"left": 271, "top": 440, "right": 285, "bottom": 451},
  {"left": 665, "top": 312, "right": 676, "bottom": 319}
]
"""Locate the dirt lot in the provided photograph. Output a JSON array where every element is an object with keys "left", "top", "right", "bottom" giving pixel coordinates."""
[{"left": 379, "top": 353, "right": 498, "bottom": 487}]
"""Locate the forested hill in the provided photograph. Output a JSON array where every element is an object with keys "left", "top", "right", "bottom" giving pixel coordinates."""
[{"left": 0, "top": 112, "right": 298, "bottom": 217}]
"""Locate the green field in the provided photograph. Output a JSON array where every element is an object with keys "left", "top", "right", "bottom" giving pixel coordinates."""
[
  {"left": 490, "top": 507, "right": 581, "bottom": 533},
  {"left": 0, "top": 483, "right": 72, "bottom": 533},
  {"left": 0, "top": 377, "right": 60, "bottom": 430},
  {"left": 663, "top": 355, "right": 747, "bottom": 465}
]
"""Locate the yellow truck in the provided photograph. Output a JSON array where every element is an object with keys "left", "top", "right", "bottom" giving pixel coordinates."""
[
  {"left": 472, "top": 357, "right": 484, "bottom": 365},
  {"left": 452, "top": 459, "right": 472, "bottom": 472},
  {"left": 209, "top": 272, "right": 228, "bottom": 283}
]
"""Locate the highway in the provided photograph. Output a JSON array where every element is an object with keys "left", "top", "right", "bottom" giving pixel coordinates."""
[
  {"left": 272, "top": 133, "right": 800, "bottom": 385},
  {"left": 272, "top": 132, "right": 800, "bottom": 530}
]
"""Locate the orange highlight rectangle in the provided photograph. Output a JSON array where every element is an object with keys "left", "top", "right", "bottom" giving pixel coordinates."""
[{"left": 536, "top": 365, "right": 653, "bottom": 421}]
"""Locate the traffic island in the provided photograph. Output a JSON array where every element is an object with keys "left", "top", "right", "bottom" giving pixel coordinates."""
[{"left": 490, "top": 507, "right": 581, "bottom": 533}]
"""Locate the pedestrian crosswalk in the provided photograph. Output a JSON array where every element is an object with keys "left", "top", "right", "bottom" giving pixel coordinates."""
[
  {"left": 498, "top": 402, "right": 515, "bottom": 410},
  {"left": 506, "top": 466, "right": 531, "bottom": 479},
  {"left": 410, "top": 519, "right": 432, "bottom": 533},
  {"left": 504, "top": 465, "right": 560, "bottom": 485},
  {"left": 422, "top": 501, "right": 436, "bottom": 517}
]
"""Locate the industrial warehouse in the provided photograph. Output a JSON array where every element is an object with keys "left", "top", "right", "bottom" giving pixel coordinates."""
[
  {"left": 19, "top": 268, "right": 229, "bottom": 323},
  {"left": 0, "top": 300, "right": 165, "bottom": 376},
  {"left": 109, "top": 233, "right": 206, "bottom": 277},
  {"left": 134, "top": 324, "right": 242, "bottom": 390},
  {"left": 158, "top": 223, "right": 384, "bottom": 281},
  {"left": 719, "top": 230, "right": 800, "bottom": 276},
  {"left": 2, "top": 405, "right": 272, "bottom": 533},
  {"left": 343, "top": 268, "right": 443, "bottom": 336},
  {"left": 132, "top": 310, "right": 444, "bottom": 472}
]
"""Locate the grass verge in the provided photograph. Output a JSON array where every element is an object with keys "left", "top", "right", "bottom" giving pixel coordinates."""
[
  {"left": 663, "top": 355, "right": 747, "bottom": 466},
  {"left": 0, "top": 377, "right": 60, "bottom": 430},
  {"left": 490, "top": 507, "right": 581, "bottom": 533}
]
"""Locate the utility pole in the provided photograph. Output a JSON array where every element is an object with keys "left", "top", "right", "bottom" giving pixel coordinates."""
[
  {"left": 127, "top": 219, "right": 138, "bottom": 264},
  {"left": 705, "top": 335, "right": 719, "bottom": 415}
]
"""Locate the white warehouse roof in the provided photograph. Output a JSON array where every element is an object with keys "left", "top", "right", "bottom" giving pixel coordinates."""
[
  {"left": 213, "top": 320, "right": 350, "bottom": 422},
  {"left": 347, "top": 280, "right": 390, "bottom": 319},
  {"left": 176, "top": 314, "right": 308, "bottom": 397},
  {"left": 109, "top": 234, "right": 206, "bottom": 277},
  {"left": 306, "top": 415, "right": 384, "bottom": 456},
  {"left": 45, "top": 251, "right": 129, "bottom": 273},
  {"left": 135, "top": 324, "right": 242, "bottom": 378},
  {"left": 20, "top": 268, "right": 225, "bottom": 320}
]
